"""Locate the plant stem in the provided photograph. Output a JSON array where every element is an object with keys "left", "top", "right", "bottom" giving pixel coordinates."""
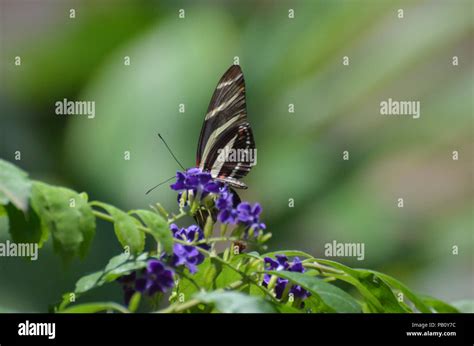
[
  {"left": 92, "top": 209, "right": 114, "bottom": 223},
  {"left": 303, "top": 262, "right": 343, "bottom": 274},
  {"left": 168, "top": 210, "right": 187, "bottom": 224}
]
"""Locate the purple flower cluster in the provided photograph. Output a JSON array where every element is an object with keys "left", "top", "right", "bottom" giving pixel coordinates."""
[
  {"left": 216, "top": 189, "right": 266, "bottom": 236},
  {"left": 170, "top": 168, "right": 220, "bottom": 197},
  {"left": 262, "top": 255, "right": 311, "bottom": 301},
  {"left": 170, "top": 168, "right": 266, "bottom": 237},
  {"left": 117, "top": 168, "right": 270, "bottom": 305},
  {"left": 170, "top": 224, "right": 209, "bottom": 274},
  {"left": 117, "top": 259, "right": 174, "bottom": 305},
  {"left": 117, "top": 224, "right": 209, "bottom": 304}
]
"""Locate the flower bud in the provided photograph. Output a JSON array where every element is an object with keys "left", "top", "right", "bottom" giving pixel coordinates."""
[{"left": 204, "top": 215, "right": 214, "bottom": 239}]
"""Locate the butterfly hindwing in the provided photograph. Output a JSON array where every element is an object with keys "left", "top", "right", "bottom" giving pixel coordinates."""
[{"left": 196, "top": 65, "right": 256, "bottom": 189}]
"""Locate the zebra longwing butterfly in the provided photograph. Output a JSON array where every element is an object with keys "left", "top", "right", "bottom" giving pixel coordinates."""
[
  {"left": 194, "top": 64, "right": 256, "bottom": 226},
  {"left": 196, "top": 64, "right": 256, "bottom": 189}
]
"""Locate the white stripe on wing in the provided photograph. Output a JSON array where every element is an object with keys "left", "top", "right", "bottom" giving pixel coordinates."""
[
  {"left": 205, "top": 87, "right": 243, "bottom": 120},
  {"left": 210, "top": 134, "right": 238, "bottom": 178},
  {"left": 199, "top": 115, "right": 242, "bottom": 169},
  {"left": 216, "top": 73, "right": 242, "bottom": 89}
]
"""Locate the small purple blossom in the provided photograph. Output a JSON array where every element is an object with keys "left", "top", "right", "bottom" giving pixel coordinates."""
[
  {"left": 135, "top": 259, "right": 175, "bottom": 296},
  {"left": 262, "top": 255, "right": 311, "bottom": 301},
  {"left": 170, "top": 224, "right": 209, "bottom": 273},
  {"left": 216, "top": 187, "right": 233, "bottom": 210},
  {"left": 213, "top": 187, "right": 266, "bottom": 237},
  {"left": 216, "top": 187, "right": 238, "bottom": 223},
  {"left": 117, "top": 260, "right": 174, "bottom": 305},
  {"left": 236, "top": 202, "right": 266, "bottom": 236},
  {"left": 264, "top": 254, "right": 290, "bottom": 271}
]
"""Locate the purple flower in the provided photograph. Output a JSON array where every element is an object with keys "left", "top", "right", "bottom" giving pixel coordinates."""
[
  {"left": 289, "top": 257, "right": 304, "bottom": 273},
  {"left": 216, "top": 187, "right": 233, "bottom": 210},
  {"left": 171, "top": 243, "right": 204, "bottom": 274},
  {"left": 216, "top": 187, "right": 239, "bottom": 223},
  {"left": 287, "top": 257, "right": 310, "bottom": 299},
  {"left": 135, "top": 260, "right": 174, "bottom": 296},
  {"left": 171, "top": 224, "right": 206, "bottom": 243},
  {"left": 236, "top": 202, "right": 266, "bottom": 235},
  {"left": 170, "top": 224, "right": 209, "bottom": 273},
  {"left": 170, "top": 168, "right": 221, "bottom": 196},
  {"left": 214, "top": 187, "right": 266, "bottom": 236},
  {"left": 264, "top": 254, "right": 290, "bottom": 271},
  {"left": 117, "top": 260, "right": 174, "bottom": 305},
  {"left": 262, "top": 256, "right": 311, "bottom": 301}
]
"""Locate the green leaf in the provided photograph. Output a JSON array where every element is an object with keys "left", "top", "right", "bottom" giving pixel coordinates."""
[
  {"left": 31, "top": 182, "right": 95, "bottom": 260},
  {"left": 368, "top": 270, "right": 431, "bottom": 313},
  {"left": 131, "top": 209, "right": 173, "bottom": 254},
  {"left": 128, "top": 292, "right": 141, "bottom": 313},
  {"left": 316, "top": 261, "right": 418, "bottom": 313},
  {"left": 174, "top": 258, "right": 218, "bottom": 304},
  {"left": 103, "top": 252, "right": 131, "bottom": 272},
  {"left": 92, "top": 202, "right": 144, "bottom": 254},
  {"left": 315, "top": 260, "right": 384, "bottom": 310},
  {"left": 214, "top": 257, "right": 243, "bottom": 288},
  {"left": 194, "top": 291, "right": 276, "bottom": 313},
  {"left": 0, "top": 159, "right": 32, "bottom": 213},
  {"left": 326, "top": 273, "right": 385, "bottom": 312},
  {"left": 101, "top": 259, "right": 148, "bottom": 282},
  {"left": 74, "top": 253, "right": 148, "bottom": 294},
  {"left": 0, "top": 205, "right": 9, "bottom": 236},
  {"left": 450, "top": 300, "right": 473, "bottom": 313},
  {"left": 356, "top": 272, "right": 407, "bottom": 313},
  {"left": 59, "top": 302, "right": 129, "bottom": 313},
  {"left": 5, "top": 202, "right": 47, "bottom": 245},
  {"left": 75, "top": 272, "right": 104, "bottom": 294},
  {"left": 267, "top": 270, "right": 361, "bottom": 313},
  {"left": 421, "top": 296, "right": 459, "bottom": 313}
]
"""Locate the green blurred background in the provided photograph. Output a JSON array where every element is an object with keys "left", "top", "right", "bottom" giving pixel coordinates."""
[{"left": 0, "top": 0, "right": 472, "bottom": 312}]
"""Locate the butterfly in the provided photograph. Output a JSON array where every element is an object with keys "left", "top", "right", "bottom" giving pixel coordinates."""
[
  {"left": 196, "top": 64, "right": 256, "bottom": 189},
  {"left": 146, "top": 65, "right": 257, "bottom": 194},
  {"left": 194, "top": 64, "right": 257, "bottom": 226},
  {"left": 149, "top": 65, "right": 257, "bottom": 226}
]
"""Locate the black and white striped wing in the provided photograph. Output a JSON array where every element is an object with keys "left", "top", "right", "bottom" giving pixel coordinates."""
[{"left": 196, "top": 65, "right": 256, "bottom": 189}]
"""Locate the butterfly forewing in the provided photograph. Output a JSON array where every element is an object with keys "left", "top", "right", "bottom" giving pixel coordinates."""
[{"left": 196, "top": 65, "right": 256, "bottom": 189}]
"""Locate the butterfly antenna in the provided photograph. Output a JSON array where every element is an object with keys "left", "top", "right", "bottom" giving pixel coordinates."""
[
  {"left": 158, "top": 133, "right": 186, "bottom": 171},
  {"left": 145, "top": 175, "right": 175, "bottom": 195}
]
